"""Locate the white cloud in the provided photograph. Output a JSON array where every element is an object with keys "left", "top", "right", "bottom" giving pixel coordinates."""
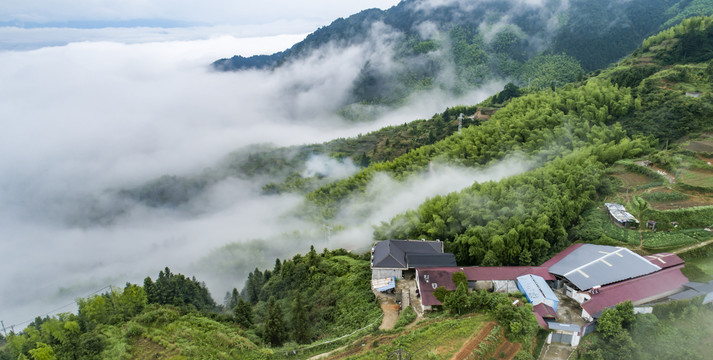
[
  {"left": 330, "top": 156, "right": 535, "bottom": 246},
  {"left": 0, "top": 25, "right": 311, "bottom": 51},
  {"left": 0, "top": 28, "right": 506, "bottom": 328},
  {"left": 1, "top": 0, "right": 401, "bottom": 27}
]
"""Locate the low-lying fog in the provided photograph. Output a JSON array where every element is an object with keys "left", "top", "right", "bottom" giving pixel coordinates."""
[{"left": 0, "top": 30, "right": 509, "bottom": 329}]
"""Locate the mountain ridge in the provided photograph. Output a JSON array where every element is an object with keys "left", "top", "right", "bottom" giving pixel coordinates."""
[{"left": 213, "top": 0, "right": 713, "bottom": 106}]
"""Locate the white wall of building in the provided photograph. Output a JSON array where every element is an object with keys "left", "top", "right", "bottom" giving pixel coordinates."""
[{"left": 372, "top": 268, "right": 403, "bottom": 280}]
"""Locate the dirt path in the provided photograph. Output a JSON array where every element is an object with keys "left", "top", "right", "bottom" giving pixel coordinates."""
[
  {"left": 450, "top": 321, "right": 497, "bottom": 360},
  {"left": 673, "top": 238, "right": 713, "bottom": 254},
  {"left": 635, "top": 161, "right": 676, "bottom": 183},
  {"left": 379, "top": 303, "right": 400, "bottom": 330},
  {"left": 308, "top": 345, "right": 349, "bottom": 360}
]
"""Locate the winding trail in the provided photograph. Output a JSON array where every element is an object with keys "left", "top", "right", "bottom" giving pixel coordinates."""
[
  {"left": 450, "top": 321, "right": 497, "bottom": 360},
  {"left": 673, "top": 238, "right": 713, "bottom": 254}
]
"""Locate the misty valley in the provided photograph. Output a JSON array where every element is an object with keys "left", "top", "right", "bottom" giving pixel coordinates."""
[{"left": 2, "top": 0, "right": 713, "bottom": 359}]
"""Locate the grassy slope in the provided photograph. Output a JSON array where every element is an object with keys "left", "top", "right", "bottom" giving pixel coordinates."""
[{"left": 99, "top": 306, "right": 272, "bottom": 360}]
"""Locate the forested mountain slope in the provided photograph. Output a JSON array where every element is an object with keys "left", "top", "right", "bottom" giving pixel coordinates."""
[
  {"left": 308, "top": 16, "right": 713, "bottom": 265},
  {"left": 214, "top": 0, "right": 713, "bottom": 106},
  {"left": 3, "top": 15, "right": 713, "bottom": 360},
  {"left": 124, "top": 0, "right": 713, "bottom": 211}
]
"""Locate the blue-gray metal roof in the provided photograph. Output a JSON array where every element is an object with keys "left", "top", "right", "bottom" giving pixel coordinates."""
[
  {"left": 548, "top": 244, "right": 660, "bottom": 290},
  {"left": 605, "top": 203, "right": 639, "bottom": 224},
  {"left": 517, "top": 274, "right": 558, "bottom": 307},
  {"left": 704, "top": 292, "right": 713, "bottom": 305},
  {"left": 546, "top": 321, "right": 581, "bottom": 332}
]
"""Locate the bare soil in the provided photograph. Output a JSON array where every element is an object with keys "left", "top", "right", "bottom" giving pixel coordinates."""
[
  {"left": 493, "top": 340, "right": 522, "bottom": 360},
  {"left": 379, "top": 303, "right": 400, "bottom": 330},
  {"left": 450, "top": 321, "right": 497, "bottom": 360}
]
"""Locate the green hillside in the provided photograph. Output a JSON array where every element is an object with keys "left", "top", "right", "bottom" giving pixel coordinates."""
[
  {"left": 4, "top": 15, "right": 713, "bottom": 360},
  {"left": 214, "top": 0, "right": 713, "bottom": 107}
]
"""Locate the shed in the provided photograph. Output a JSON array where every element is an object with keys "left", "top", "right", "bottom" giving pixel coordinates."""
[
  {"left": 646, "top": 220, "right": 657, "bottom": 230},
  {"left": 533, "top": 303, "right": 557, "bottom": 319},
  {"left": 604, "top": 203, "right": 639, "bottom": 228},
  {"left": 517, "top": 274, "right": 559, "bottom": 311}
]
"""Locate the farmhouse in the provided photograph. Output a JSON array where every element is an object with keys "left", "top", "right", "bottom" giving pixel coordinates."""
[
  {"left": 371, "top": 239, "right": 456, "bottom": 280},
  {"left": 415, "top": 266, "right": 554, "bottom": 311},
  {"left": 415, "top": 243, "right": 691, "bottom": 324}
]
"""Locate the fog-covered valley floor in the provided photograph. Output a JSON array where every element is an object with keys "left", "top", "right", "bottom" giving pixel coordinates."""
[{"left": 0, "top": 30, "right": 515, "bottom": 328}]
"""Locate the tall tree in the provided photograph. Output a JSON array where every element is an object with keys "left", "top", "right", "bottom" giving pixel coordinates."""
[
  {"left": 452, "top": 271, "right": 467, "bottom": 289},
  {"left": 234, "top": 298, "right": 253, "bottom": 329},
  {"left": 444, "top": 283, "right": 469, "bottom": 315},
  {"left": 227, "top": 288, "right": 240, "bottom": 311},
  {"left": 291, "top": 293, "right": 310, "bottom": 344},
  {"left": 263, "top": 296, "right": 286, "bottom": 347}
]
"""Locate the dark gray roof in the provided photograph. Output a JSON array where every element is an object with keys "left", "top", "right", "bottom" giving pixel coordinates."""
[
  {"left": 669, "top": 289, "right": 702, "bottom": 301},
  {"left": 671, "top": 282, "right": 713, "bottom": 301},
  {"left": 548, "top": 244, "right": 660, "bottom": 290},
  {"left": 546, "top": 321, "right": 581, "bottom": 332},
  {"left": 683, "top": 282, "right": 713, "bottom": 293},
  {"left": 406, "top": 253, "right": 456, "bottom": 268},
  {"left": 372, "top": 240, "right": 444, "bottom": 269},
  {"left": 372, "top": 241, "right": 407, "bottom": 268}
]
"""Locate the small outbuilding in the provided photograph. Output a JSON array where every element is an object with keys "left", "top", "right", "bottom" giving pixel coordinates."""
[
  {"left": 605, "top": 203, "right": 639, "bottom": 228},
  {"left": 517, "top": 274, "right": 559, "bottom": 311}
]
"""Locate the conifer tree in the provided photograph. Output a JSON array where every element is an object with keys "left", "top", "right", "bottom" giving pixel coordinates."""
[
  {"left": 291, "top": 292, "right": 310, "bottom": 344},
  {"left": 234, "top": 297, "right": 253, "bottom": 329},
  {"left": 263, "top": 296, "right": 286, "bottom": 347}
]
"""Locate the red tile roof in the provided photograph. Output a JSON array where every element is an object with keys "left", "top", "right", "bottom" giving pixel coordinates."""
[
  {"left": 533, "top": 303, "right": 557, "bottom": 319},
  {"left": 539, "top": 243, "right": 585, "bottom": 268},
  {"left": 581, "top": 265, "right": 689, "bottom": 317},
  {"left": 644, "top": 252, "right": 685, "bottom": 269},
  {"left": 535, "top": 312, "right": 548, "bottom": 328},
  {"left": 416, "top": 266, "right": 554, "bottom": 306}
]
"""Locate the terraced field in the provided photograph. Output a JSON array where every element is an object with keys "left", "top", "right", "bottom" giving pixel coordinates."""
[{"left": 679, "top": 168, "right": 713, "bottom": 188}]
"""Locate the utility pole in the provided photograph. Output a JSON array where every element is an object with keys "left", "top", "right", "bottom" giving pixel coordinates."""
[{"left": 1, "top": 320, "right": 7, "bottom": 337}]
